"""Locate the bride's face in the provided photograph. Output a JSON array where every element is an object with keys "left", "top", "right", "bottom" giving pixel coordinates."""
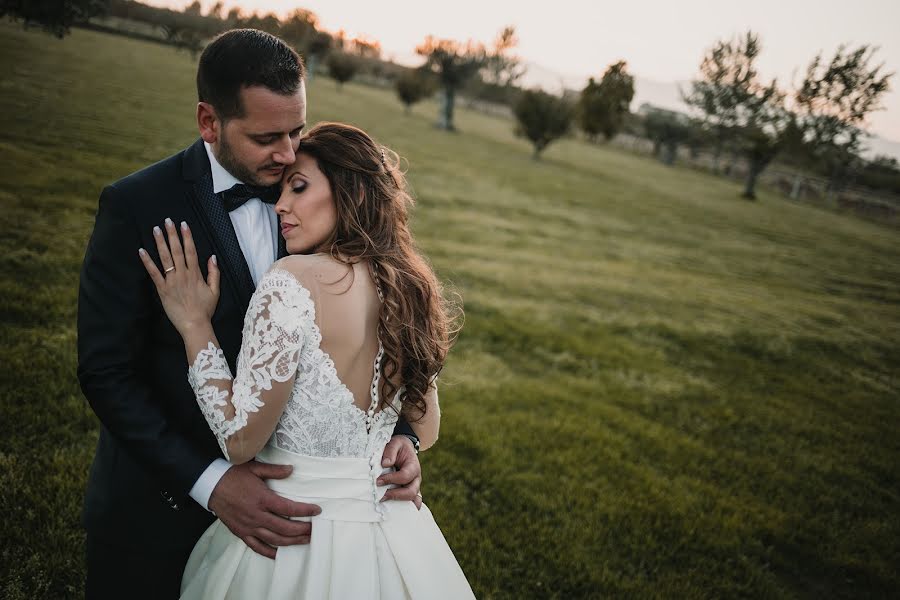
[{"left": 275, "top": 152, "right": 337, "bottom": 254}]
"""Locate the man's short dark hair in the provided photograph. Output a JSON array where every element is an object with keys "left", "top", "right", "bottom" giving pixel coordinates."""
[{"left": 197, "top": 29, "right": 306, "bottom": 120}]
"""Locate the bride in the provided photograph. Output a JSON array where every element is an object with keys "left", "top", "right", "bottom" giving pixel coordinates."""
[{"left": 138, "top": 122, "right": 475, "bottom": 599}]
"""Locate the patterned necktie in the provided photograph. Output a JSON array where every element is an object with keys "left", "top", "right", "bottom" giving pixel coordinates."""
[{"left": 221, "top": 183, "right": 279, "bottom": 212}]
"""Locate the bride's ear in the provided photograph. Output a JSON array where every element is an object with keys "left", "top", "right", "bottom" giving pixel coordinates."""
[{"left": 197, "top": 102, "right": 219, "bottom": 144}]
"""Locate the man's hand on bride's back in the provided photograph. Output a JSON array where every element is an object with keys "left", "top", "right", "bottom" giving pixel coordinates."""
[
  {"left": 378, "top": 436, "right": 423, "bottom": 510},
  {"left": 138, "top": 218, "right": 220, "bottom": 336},
  {"left": 208, "top": 461, "right": 322, "bottom": 559}
]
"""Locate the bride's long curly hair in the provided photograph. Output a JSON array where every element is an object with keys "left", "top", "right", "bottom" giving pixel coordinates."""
[{"left": 297, "top": 122, "right": 461, "bottom": 417}]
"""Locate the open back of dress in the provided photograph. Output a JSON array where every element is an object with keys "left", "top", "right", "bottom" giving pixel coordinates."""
[{"left": 301, "top": 256, "right": 390, "bottom": 418}]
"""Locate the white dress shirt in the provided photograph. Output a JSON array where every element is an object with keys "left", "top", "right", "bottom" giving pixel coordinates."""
[{"left": 188, "top": 143, "right": 280, "bottom": 511}]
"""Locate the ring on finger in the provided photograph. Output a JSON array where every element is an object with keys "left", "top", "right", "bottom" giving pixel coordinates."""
[{"left": 165, "top": 266, "right": 176, "bottom": 274}]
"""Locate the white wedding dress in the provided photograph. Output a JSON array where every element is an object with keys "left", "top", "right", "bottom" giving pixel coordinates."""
[{"left": 179, "top": 257, "right": 474, "bottom": 599}]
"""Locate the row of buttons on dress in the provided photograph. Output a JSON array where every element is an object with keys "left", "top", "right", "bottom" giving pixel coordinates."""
[
  {"left": 369, "top": 263, "right": 387, "bottom": 519},
  {"left": 366, "top": 342, "right": 385, "bottom": 432}
]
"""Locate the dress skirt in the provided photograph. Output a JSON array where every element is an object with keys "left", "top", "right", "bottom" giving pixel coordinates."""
[{"left": 180, "top": 445, "right": 475, "bottom": 599}]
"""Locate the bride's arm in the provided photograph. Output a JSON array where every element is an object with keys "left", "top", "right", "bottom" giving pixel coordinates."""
[
  {"left": 180, "top": 301, "right": 300, "bottom": 465},
  {"left": 406, "top": 380, "right": 440, "bottom": 451},
  {"left": 139, "top": 221, "right": 307, "bottom": 464}
]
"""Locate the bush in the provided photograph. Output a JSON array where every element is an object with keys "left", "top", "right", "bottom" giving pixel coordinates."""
[
  {"left": 513, "top": 89, "right": 573, "bottom": 158},
  {"left": 326, "top": 52, "right": 358, "bottom": 89},
  {"left": 395, "top": 69, "right": 434, "bottom": 113}
]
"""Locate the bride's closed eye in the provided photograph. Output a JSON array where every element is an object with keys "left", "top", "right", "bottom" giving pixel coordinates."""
[{"left": 288, "top": 176, "right": 307, "bottom": 194}]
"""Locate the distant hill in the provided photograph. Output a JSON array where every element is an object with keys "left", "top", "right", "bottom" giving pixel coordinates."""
[{"left": 862, "top": 135, "right": 900, "bottom": 161}]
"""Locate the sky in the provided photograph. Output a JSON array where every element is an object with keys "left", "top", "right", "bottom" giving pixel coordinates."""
[{"left": 151, "top": 0, "right": 900, "bottom": 144}]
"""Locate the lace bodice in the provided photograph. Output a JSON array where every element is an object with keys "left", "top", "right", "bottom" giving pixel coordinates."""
[{"left": 187, "top": 267, "right": 402, "bottom": 464}]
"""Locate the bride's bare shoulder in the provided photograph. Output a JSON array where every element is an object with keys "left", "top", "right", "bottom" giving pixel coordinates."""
[{"left": 270, "top": 254, "right": 354, "bottom": 290}]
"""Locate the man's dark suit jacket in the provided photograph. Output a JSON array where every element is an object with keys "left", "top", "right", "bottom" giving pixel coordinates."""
[{"left": 77, "top": 139, "right": 417, "bottom": 551}]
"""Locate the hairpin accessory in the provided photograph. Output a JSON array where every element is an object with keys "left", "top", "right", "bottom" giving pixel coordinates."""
[{"left": 380, "top": 147, "right": 387, "bottom": 169}]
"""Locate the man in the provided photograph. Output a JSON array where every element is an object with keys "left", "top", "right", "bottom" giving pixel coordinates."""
[{"left": 77, "top": 29, "right": 422, "bottom": 599}]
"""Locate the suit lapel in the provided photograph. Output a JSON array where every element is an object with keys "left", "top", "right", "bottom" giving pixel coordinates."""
[{"left": 182, "top": 140, "right": 256, "bottom": 310}]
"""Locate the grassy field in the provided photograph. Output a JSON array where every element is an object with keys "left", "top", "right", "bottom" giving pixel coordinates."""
[{"left": 1, "top": 23, "right": 899, "bottom": 599}]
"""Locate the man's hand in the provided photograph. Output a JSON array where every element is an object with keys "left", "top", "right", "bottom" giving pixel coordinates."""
[
  {"left": 208, "top": 461, "right": 321, "bottom": 559},
  {"left": 378, "top": 436, "right": 423, "bottom": 510}
]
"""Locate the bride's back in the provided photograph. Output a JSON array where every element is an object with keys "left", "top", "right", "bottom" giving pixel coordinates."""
[{"left": 277, "top": 253, "right": 385, "bottom": 412}]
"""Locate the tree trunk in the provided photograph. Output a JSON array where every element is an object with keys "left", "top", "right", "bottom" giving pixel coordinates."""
[
  {"left": 722, "top": 150, "right": 734, "bottom": 176},
  {"left": 743, "top": 153, "right": 776, "bottom": 200},
  {"left": 307, "top": 55, "right": 319, "bottom": 81},
  {"left": 790, "top": 174, "right": 803, "bottom": 200},
  {"left": 712, "top": 139, "right": 722, "bottom": 174},
  {"left": 437, "top": 87, "right": 456, "bottom": 130},
  {"left": 404, "top": 104, "right": 411, "bottom": 115},
  {"left": 824, "top": 183, "right": 838, "bottom": 208},
  {"left": 742, "top": 161, "right": 763, "bottom": 199},
  {"left": 663, "top": 142, "right": 677, "bottom": 165},
  {"left": 826, "top": 167, "right": 845, "bottom": 208}
]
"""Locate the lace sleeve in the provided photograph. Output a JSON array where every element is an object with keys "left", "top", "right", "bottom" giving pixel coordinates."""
[{"left": 187, "top": 269, "right": 314, "bottom": 463}]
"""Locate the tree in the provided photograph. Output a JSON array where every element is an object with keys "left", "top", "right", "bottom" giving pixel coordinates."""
[
  {"left": 794, "top": 44, "right": 893, "bottom": 201},
  {"left": 868, "top": 155, "right": 900, "bottom": 172},
  {"left": 683, "top": 32, "right": 761, "bottom": 173},
  {"left": 305, "top": 31, "right": 333, "bottom": 81},
  {"left": 395, "top": 70, "right": 434, "bottom": 114},
  {"left": 513, "top": 89, "right": 573, "bottom": 159},
  {"left": 349, "top": 36, "right": 381, "bottom": 60},
  {"left": 183, "top": 0, "right": 201, "bottom": 16},
  {"left": 482, "top": 26, "right": 526, "bottom": 88},
  {"left": 737, "top": 82, "right": 790, "bottom": 199},
  {"left": 857, "top": 155, "right": 900, "bottom": 195},
  {"left": 2, "top": 0, "right": 109, "bottom": 38},
  {"left": 241, "top": 12, "right": 281, "bottom": 37},
  {"left": 416, "top": 35, "right": 487, "bottom": 130},
  {"left": 224, "top": 6, "right": 242, "bottom": 26},
  {"left": 685, "top": 31, "right": 800, "bottom": 199},
  {"left": 327, "top": 52, "right": 359, "bottom": 90},
  {"left": 280, "top": 8, "right": 318, "bottom": 54},
  {"left": 683, "top": 117, "right": 712, "bottom": 159},
  {"left": 643, "top": 106, "right": 692, "bottom": 165},
  {"left": 578, "top": 77, "right": 604, "bottom": 141},
  {"left": 578, "top": 60, "right": 635, "bottom": 141},
  {"left": 160, "top": 20, "right": 203, "bottom": 58},
  {"left": 462, "top": 26, "right": 524, "bottom": 109},
  {"left": 206, "top": 1, "right": 225, "bottom": 20}
]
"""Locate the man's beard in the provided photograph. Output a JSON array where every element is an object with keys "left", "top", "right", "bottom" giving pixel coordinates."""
[{"left": 216, "top": 130, "right": 267, "bottom": 187}]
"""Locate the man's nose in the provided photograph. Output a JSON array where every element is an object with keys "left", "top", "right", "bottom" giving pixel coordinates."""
[{"left": 273, "top": 135, "right": 296, "bottom": 164}]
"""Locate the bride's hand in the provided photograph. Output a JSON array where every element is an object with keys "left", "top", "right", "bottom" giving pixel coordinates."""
[{"left": 138, "top": 218, "right": 220, "bottom": 335}]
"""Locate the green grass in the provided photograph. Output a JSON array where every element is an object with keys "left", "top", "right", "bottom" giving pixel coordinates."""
[{"left": 1, "top": 24, "right": 899, "bottom": 599}]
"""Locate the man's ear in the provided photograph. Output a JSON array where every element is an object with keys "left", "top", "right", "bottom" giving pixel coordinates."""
[{"left": 197, "top": 102, "right": 220, "bottom": 144}]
